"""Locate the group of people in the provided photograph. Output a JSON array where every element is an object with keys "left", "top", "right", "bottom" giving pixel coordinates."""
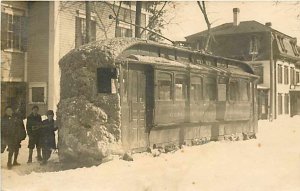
[{"left": 1, "top": 105, "right": 58, "bottom": 169}]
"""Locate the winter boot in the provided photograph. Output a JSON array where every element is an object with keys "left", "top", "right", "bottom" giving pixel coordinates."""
[
  {"left": 13, "top": 149, "right": 20, "bottom": 166},
  {"left": 7, "top": 151, "right": 13, "bottom": 169},
  {"left": 27, "top": 149, "right": 33, "bottom": 163}
]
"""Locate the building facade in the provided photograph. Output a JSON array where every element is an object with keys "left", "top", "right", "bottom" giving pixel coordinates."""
[
  {"left": 185, "top": 8, "right": 300, "bottom": 120},
  {"left": 1, "top": 1, "right": 149, "bottom": 117}
]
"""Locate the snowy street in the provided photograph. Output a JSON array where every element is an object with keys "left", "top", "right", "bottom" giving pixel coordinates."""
[{"left": 1, "top": 117, "right": 300, "bottom": 191}]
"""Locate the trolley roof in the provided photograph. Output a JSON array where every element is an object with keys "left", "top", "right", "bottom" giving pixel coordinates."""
[{"left": 60, "top": 38, "right": 257, "bottom": 77}]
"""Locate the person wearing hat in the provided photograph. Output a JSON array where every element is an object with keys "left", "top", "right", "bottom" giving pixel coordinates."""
[
  {"left": 1, "top": 106, "right": 26, "bottom": 169},
  {"left": 40, "top": 110, "right": 58, "bottom": 165},
  {"left": 26, "top": 105, "right": 43, "bottom": 163}
]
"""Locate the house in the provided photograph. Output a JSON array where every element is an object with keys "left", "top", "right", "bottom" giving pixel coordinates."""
[
  {"left": 185, "top": 8, "right": 300, "bottom": 120},
  {"left": 1, "top": 1, "right": 150, "bottom": 118}
]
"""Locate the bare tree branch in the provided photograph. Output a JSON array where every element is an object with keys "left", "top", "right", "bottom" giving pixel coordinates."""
[
  {"left": 140, "top": 1, "right": 167, "bottom": 35},
  {"left": 92, "top": 2, "right": 109, "bottom": 39},
  {"left": 103, "top": 1, "right": 123, "bottom": 37},
  {"left": 197, "top": 1, "right": 211, "bottom": 52}
]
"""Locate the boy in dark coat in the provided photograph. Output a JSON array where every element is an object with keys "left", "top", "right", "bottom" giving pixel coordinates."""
[
  {"left": 26, "top": 105, "right": 43, "bottom": 163},
  {"left": 1, "top": 106, "right": 26, "bottom": 169},
  {"left": 40, "top": 110, "right": 58, "bottom": 165}
]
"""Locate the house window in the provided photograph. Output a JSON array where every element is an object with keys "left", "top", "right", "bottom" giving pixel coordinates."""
[
  {"left": 284, "top": 93, "right": 289, "bottom": 115},
  {"left": 29, "top": 83, "right": 47, "bottom": 104},
  {"left": 290, "top": 41, "right": 299, "bottom": 56},
  {"left": 157, "top": 73, "right": 172, "bottom": 101},
  {"left": 116, "top": 21, "right": 132, "bottom": 38},
  {"left": 190, "top": 77, "right": 203, "bottom": 102},
  {"left": 116, "top": 27, "right": 132, "bottom": 37},
  {"left": 122, "top": 1, "right": 131, "bottom": 6},
  {"left": 97, "top": 68, "right": 118, "bottom": 94},
  {"left": 278, "top": 65, "right": 282, "bottom": 84},
  {"left": 296, "top": 71, "right": 300, "bottom": 84},
  {"left": 278, "top": 36, "right": 287, "bottom": 52},
  {"left": 284, "top": 66, "right": 289, "bottom": 84},
  {"left": 1, "top": 11, "right": 26, "bottom": 51},
  {"left": 75, "top": 16, "right": 96, "bottom": 48},
  {"left": 249, "top": 36, "right": 258, "bottom": 55},
  {"left": 175, "top": 75, "right": 187, "bottom": 100},
  {"left": 278, "top": 93, "right": 282, "bottom": 115},
  {"left": 290, "top": 67, "right": 295, "bottom": 85},
  {"left": 253, "top": 65, "right": 263, "bottom": 84}
]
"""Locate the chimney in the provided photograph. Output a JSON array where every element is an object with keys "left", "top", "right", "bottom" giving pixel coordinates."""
[
  {"left": 265, "top": 22, "right": 272, "bottom": 27},
  {"left": 233, "top": 8, "right": 240, "bottom": 26}
]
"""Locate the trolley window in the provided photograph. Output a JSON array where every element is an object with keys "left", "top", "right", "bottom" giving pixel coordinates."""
[
  {"left": 122, "top": 68, "right": 128, "bottom": 103},
  {"left": 217, "top": 84, "right": 227, "bottom": 101},
  {"left": 177, "top": 51, "right": 191, "bottom": 63},
  {"left": 190, "top": 76, "right": 203, "bottom": 102},
  {"left": 97, "top": 68, "right": 118, "bottom": 94},
  {"left": 175, "top": 74, "right": 187, "bottom": 100},
  {"left": 160, "top": 48, "right": 175, "bottom": 60},
  {"left": 131, "top": 70, "right": 138, "bottom": 103},
  {"left": 204, "top": 77, "right": 217, "bottom": 101},
  {"left": 157, "top": 73, "right": 172, "bottom": 101},
  {"left": 229, "top": 81, "right": 239, "bottom": 101},
  {"left": 239, "top": 80, "right": 250, "bottom": 101},
  {"left": 217, "top": 77, "right": 227, "bottom": 101}
]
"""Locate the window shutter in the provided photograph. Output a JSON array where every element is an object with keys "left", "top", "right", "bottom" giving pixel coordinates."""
[
  {"left": 75, "top": 17, "right": 82, "bottom": 48},
  {"left": 20, "top": 16, "right": 28, "bottom": 52},
  {"left": 1, "top": 12, "right": 8, "bottom": 50},
  {"left": 91, "top": 20, "right": 96, "bottom": 42}
]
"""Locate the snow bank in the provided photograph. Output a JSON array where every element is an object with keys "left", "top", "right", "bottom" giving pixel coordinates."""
[
  {"left": 57, "top": 39, "right": 138, "bottom": 165},
  {"left": 2, "top": 116, "right": 300, "bottom": 191}
]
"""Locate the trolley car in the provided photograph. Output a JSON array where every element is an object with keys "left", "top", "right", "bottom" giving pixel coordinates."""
[{"left": 59, "top": 38, "right": 258, "bottom": 152}]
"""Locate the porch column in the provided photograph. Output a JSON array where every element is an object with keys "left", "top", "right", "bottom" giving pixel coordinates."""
[{"left": 48, "top": 1, "right": 60, "bottom": 113}]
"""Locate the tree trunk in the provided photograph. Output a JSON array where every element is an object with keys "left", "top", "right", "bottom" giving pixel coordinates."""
[{"left": 135, "top": 1, "right": 142, "bottom": 38}]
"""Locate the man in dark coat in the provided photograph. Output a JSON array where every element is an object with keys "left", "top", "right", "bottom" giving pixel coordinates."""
[
  {"left": 26, "top": 105, "right": 43, "bottom": 163},
  {"left": 1, "top": 106, "right": 26, "bottom": 169},
  {"left": 40, "top": 110, "right": 58, "bottom": 165}
]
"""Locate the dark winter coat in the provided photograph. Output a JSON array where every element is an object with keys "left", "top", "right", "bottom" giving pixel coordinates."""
[
  {"left": 40, "top": 119, "right": 58, "bottom": 149},
  {"left": 1, "top": 114, "right": 26, "bottom": 153},
  {"left": 26, "top": 113, "right": 42, "bottom": 137}
]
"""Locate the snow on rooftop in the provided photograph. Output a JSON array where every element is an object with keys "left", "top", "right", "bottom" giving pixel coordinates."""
[{"left": 126, "top": 54, "right": 187, "bottom": 68}]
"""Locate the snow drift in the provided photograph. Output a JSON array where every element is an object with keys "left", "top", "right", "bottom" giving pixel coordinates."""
[{"left": 57, "top": 39, "right": 140, "bottom": 165}]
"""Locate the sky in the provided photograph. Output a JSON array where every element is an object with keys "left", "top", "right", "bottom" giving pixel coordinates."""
[{"left": 162, "top": 1, "right": 300, "bottom": 44}]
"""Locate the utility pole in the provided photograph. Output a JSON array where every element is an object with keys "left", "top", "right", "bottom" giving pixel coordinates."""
[
  {"left": 85, "top": 1, "right": 91, "bottom": 43},
  {"left": 135, "top": 1, "right": 142, "bottom": 38}
]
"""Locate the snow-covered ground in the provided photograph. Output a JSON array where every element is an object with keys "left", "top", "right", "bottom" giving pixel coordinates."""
[{"left": 1, "top": 117, "right": 300, "bottom": 191}]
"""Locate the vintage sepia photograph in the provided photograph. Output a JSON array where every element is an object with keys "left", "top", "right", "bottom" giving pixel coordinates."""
[{"left": 1, "top": 1, "right": 300, "bottom": 190}]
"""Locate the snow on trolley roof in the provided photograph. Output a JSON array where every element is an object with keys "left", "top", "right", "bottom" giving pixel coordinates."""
[
  {"left": 59, "top": 38, "right": 256, "bottom": 76},
  {"left": 126, "top": 54, "right": 257, "bottom": 78}
]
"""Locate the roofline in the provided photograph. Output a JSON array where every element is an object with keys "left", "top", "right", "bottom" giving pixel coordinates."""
[
  {"left": 185, "top": 20, "right": 297, "bottom": 40},
  {"left": 61, "top": 38, "right": 255, "bottom": 75},
  {"left": 122, "top": 40, "right": 255, "bottom": 74}
]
